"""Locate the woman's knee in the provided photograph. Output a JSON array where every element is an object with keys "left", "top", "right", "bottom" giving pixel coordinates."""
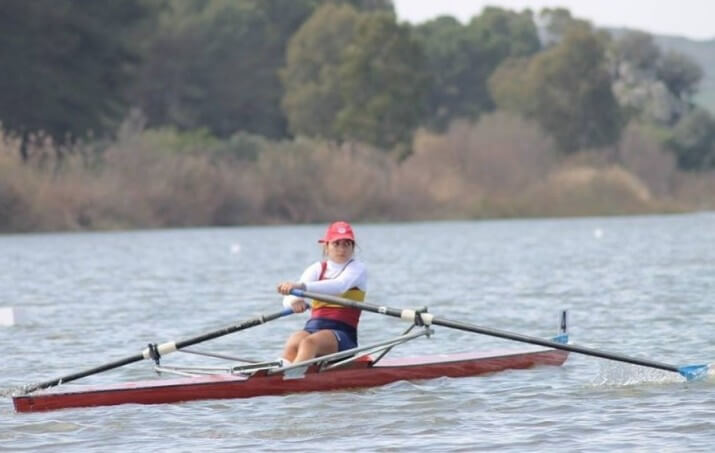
[{"left": 285, "top": 331, "right": 308, "bottom": 348}]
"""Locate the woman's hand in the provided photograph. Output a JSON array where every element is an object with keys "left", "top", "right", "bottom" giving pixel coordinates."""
[
  {"left": 289, "top": 298, "right": 308, "bottom": 313},
  {"left": 277, "top": 281, "right": 306, "bottom": 295}
]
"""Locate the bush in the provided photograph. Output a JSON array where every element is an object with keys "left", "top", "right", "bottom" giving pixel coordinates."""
[
  {"left": 395, "top": 113, "right": 556, "bottom": 217},
  {"left": 518, "top": 165, "right": 662, "bottom": 216}
]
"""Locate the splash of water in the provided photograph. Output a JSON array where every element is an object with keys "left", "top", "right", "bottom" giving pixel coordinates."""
[
  {"left": 589, "top": 361, "right": 682, "bottom": 386},
  {"left": 0, "top": 385, "right": 27, "bottom": 398}
]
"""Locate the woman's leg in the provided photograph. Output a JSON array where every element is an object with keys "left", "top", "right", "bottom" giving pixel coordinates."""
[
  {"left": 282, "top": 330, "right": 310, "bottom": 362},
  {"left": 293, "top": 330, "right": 338, "bottom": 363}
]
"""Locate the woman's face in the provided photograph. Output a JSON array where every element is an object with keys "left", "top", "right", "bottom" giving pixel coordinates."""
[{"left": 326, "top": 239, "right": 354, "bottom": 263}]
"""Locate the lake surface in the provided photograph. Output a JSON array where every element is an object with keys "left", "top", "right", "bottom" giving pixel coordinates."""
[{"left": 1, "top": 214, "right": 714, "bottom": 451}]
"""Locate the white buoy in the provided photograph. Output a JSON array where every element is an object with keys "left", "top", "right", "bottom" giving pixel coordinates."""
[
  {"left": 0, "top": 307, "right": 15, "bottom": 327},
  {"left": 230, "top": 243, "right": 241, "bottom": 254},
  {"left": 593, "top": 228, "right": 603, "bottom": 239}
]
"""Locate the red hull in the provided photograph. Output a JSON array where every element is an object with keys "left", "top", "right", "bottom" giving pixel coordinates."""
[{"left": 13, "top": 347, "right": 568, "bottom": 413}]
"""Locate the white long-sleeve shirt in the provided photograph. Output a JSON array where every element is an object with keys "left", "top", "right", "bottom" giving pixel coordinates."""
[{"left": 282, "top": 259, "right": 367, "bottom": 308}]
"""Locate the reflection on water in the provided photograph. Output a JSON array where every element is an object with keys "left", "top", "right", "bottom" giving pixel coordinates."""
[{"left": 1, "top": 214, "right": 714, "bottom": 451}]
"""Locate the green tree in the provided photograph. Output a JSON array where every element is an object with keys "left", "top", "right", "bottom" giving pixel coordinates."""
[
  {"left": 414, "top": 8, "right": 540, "bottom": 131},
  {"left": 487, "top": 57, "right": 532, "bottom": 113},
  {"left": 281, "top": 3, "right": 361, "bottom": 139},
  {"left": 338, "top": 0, "right": 393, "bottom": 12},
  {"left": 657, "top": 51, "right": 703, "bottom": 100},
  {"left": 130, "top": 0, "right": 392, "bottom": 140},
  {"left": 130, "top": 0, "right": 320, "bottom": 139},
  {"left": 667, "top": 108, "right": 715, "bottom": 170},
  {"left": 537, "top": 8, "right": 592, "bottom": 47},
  {"left": 336, "top": 12, "right": 430, "bottom": 151},
  {"left": 612, "top": 30, "right": 660, "bottom": 70},
  {"left": 490, "top": 24, "right": 623, "bottom": 153},
  {"left": 0, "top": 0, "right": 150, "bottom": 160},
  {"left": 609, "top": 30, "right": 703, "bottom": 125}
]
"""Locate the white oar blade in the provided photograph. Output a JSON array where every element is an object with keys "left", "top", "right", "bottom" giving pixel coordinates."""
[{"left": 0, "top": 307, "right": 15, "bottom": 327}]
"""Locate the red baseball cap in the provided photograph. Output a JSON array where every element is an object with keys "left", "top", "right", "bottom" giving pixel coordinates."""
[{"left": 318, "top": 221, "right": 355, "bottom": 243}]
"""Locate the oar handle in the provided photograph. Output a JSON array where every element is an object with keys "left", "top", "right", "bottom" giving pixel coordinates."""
[
  {"left": 23, "top": 307, "right": 298, "bottom": 394},
  {"left": 292, "top": 290, "right": 709, "bottom": 381}
]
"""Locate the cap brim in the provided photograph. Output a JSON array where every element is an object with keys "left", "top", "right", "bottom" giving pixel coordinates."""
[{"left": 318, "top": 234, "right": 355, "bottom": 243}]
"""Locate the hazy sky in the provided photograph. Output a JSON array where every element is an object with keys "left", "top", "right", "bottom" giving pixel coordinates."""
[{"left": 392, "top": 0, "right": 715, "bottom": 41}]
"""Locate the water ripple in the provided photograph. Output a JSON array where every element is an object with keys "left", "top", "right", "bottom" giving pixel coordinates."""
[{"left": 1, "top": 216, "right": 714, "bottom": 451}]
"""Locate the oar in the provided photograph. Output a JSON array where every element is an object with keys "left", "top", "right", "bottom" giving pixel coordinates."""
[
  {"left": 22, "top": 307, "right": 297, "bottom": 394},
  {"left": 292, "top": 290, "right": 710, "bottom": 381}
]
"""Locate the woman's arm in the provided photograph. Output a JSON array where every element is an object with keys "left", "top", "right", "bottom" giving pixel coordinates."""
[
  {"left": 304, "top": 261, "right": 366, "bottom": 295},
  {"left": 279, "top": 262, "right": 320, "bottom": 311}
]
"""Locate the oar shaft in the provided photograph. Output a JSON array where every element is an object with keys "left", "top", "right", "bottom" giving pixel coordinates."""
[
  {"left": 433, "top": 317, "right": 679, "bottom": 373},
  {"left": 294, "top": 290, "right": 681, "bottom": 374},
  {"left": 175, "top": 308, "right": 294, "bottom": 350},
  {"left": 24, "top": 308, "right": 295, "bottom": 394},
  {"left": 24, "top": 354, "right": 145, "bottom": 394}
]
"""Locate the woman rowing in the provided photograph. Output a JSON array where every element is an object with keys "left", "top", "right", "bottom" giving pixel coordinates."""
[{"left": 276, "top": 221, "right": 367, "bottom": 365}]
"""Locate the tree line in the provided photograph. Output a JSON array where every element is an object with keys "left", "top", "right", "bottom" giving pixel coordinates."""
[{"left": 0, "top": 0, "right": 714, "bottom": 170}]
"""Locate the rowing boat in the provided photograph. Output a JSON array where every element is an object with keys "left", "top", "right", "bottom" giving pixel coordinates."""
[
  {"left": 13, "top": 343, "right": 568, "bottom": 413},
  {"left": 12, "top": 290, "right": 710, "bottom": 413},
  {"left": 13, "top": 305, "right": 569, "bottom": 413}
]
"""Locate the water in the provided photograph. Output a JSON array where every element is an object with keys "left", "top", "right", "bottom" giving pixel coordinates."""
[{"left": 1, "top": 214, "right": 714, "bottom": 451}]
